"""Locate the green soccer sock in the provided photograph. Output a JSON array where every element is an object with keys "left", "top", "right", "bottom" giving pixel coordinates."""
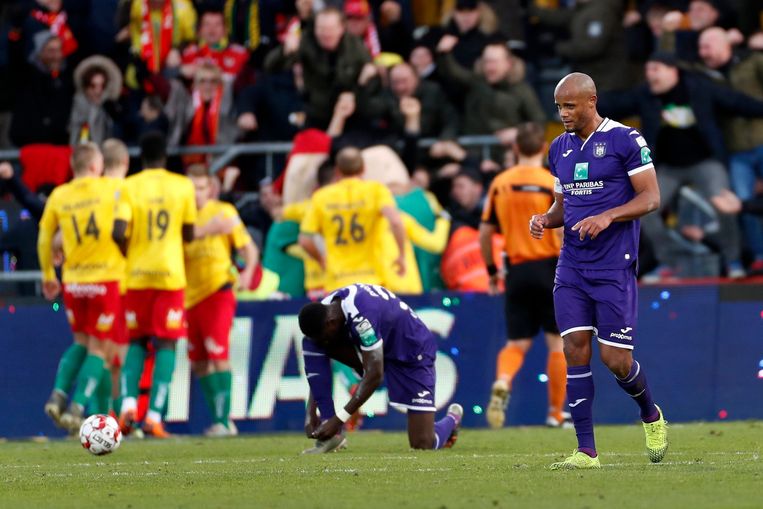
[
  {"left": 148, "top": 348, "right": 176, "bottom": 418},
  {"left": 113, "top": 394, "right": 123, "bottom": 417},
  {"left": 198, "top": 373, "right": 218, "bottom": 422},
  {"left": 121, "top": 343, "right": 147, "bottom": 401},
  {"left": 53, "top": 343, "right": 87, "bottom": 396},
  {"left": 71, "top": 354, "right": 105, "bottom": 408},
  {"left": 91, "top": 367, "right": 112, "bottom": 415},
  {"left": 211, "top": 371, "right": 232, "bottom": 425}
]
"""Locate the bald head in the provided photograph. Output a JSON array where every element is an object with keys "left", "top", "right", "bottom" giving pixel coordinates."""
[
  {"left": 554, "top": 72, "right": 597, "bottom": 99},
  {"left": 336, "top": 147, "right": 364, "bottom": 176},
  {"left": 698, "top": 27, "right": 732, "bottom": 69},
  {"left": 554, "top": 73, "right": 600, "bottom": 136}
]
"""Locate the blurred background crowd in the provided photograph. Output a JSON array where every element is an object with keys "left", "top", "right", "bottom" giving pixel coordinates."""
[{"left": 1, "top": 0, "right": 763, "bottom": 298}]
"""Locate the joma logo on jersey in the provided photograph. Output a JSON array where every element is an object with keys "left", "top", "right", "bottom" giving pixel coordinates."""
[
  {"left": 96, "top": 313, "right": 115, "bottom": 332},
  {"left": 573, "top": 162, "right": 589, "bottom": 180},
  {"left": 166, "top": 309, "right": 184, "bottom": 330}
]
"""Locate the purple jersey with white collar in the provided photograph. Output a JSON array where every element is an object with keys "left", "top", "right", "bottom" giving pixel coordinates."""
[
  {"left": 321, "top": 283, "right": 436, "bottom": 364},
  {"left": 549, "top": 118, "right": 655, "bottom": 270}
]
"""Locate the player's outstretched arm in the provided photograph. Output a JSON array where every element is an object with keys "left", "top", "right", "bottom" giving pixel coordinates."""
[
  {"left": 311, "top": 348, "right": 384, "bottom": 441},
  {"left": 572, "top": 168, "right": 660, "bottom": 241},
  {"left": 191, "top": 214, "right": 237, "bottom": 241}
]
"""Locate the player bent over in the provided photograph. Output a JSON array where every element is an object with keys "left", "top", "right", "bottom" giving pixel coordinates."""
[
  {"left": 185, "top": 171, "right": 258, "bottom": 436},
  {"left": 298, "top": 283, "right": 463, "bottom": 453},
  {"left": 39, "top": 143, "right": 125, "bottom": 431},
  {"left": 533, "top": 73, "right": 668, "bottom": 469}
]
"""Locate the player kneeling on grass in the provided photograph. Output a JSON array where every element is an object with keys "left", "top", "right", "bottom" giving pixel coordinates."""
[
  {"left": 185, "top": 170, "right": 258, "bottom": 437},
  {"left": 298, "top": 283, "right": 463, "bottom": 454}
]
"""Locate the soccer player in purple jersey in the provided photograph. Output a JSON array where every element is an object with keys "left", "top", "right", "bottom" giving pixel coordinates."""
[
  {"left": 298, "top": 283, "right": 463, "bottom": 453},
  {"left": 530, "top": 73, "right": 669, "bottom": 469}
]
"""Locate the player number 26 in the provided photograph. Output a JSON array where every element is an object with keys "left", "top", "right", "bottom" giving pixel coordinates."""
[{"left": 331, "top": 213, "right": 365, "bottom": 245}]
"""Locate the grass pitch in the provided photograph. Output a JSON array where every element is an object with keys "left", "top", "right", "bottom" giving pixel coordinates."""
[{"left": 1, "top": 421, "right": 761, "bottom": 509}]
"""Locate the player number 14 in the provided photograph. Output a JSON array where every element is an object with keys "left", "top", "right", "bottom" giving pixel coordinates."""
[{"left": 71, "top": 211, "right": 100, "bottom": 244}]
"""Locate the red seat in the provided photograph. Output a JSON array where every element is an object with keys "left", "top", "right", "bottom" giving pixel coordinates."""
[{"left": 19, "top": 144, "right": 73, "bottom": 192}]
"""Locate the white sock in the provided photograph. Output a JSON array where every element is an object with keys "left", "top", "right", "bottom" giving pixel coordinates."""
[
  {"left": 147, "top": 410, "right": 162, "bottom": 423},
  {"left": 120, "top": 397, "right": 137, "bottom": 414}
]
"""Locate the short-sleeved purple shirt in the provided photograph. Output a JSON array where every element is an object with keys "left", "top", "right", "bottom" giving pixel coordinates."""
[{"left": 549, "top": 118, "right": 655, "bottom": 270}]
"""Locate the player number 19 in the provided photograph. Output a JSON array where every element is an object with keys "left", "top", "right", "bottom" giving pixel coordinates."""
[{"left": 147, "top": 208, "right": 170, "bottom": 241}]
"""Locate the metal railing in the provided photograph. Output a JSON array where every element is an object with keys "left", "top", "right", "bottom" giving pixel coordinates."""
[
  {"left": 0, "top": 135, "right": 501, "bottom": 178},
  {"left": 0, "top": 136, "right": 502, "bottom": 286}
]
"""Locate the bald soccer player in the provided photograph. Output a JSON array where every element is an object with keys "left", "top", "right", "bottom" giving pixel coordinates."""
[{"left": 530, "top": 73, "right": 668, "bottom": 469}]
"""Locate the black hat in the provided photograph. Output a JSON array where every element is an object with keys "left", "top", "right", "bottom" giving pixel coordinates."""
[
  {"left": 454, "top": 167, "right": 483, "bottom": 185},
  {"left": 455, "top": 0, "right": 479, "bottom": 11},
  {"left": 647, "top": 51, "right": 678, "bottom": 67}
]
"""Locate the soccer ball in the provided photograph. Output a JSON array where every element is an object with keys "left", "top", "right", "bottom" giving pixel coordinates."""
[{"left": 79, "top": 414, "right": 122, "bottom": 455}]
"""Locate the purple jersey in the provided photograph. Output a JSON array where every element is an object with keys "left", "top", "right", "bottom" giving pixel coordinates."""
[
  {"left": 549, "top": 118, "right": 655, "bottom": 269},
  {"left": 321, "top": 284, "right": 437, "bottom": 364}
]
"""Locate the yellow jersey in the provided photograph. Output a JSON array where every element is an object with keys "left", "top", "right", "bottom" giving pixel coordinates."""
[
  {"left": 184, "top": 200, "right": 251, "bottom": 308},
  {"left": 375, "top": 212, "right": 450, "bottom": 295},
  {"left": 283, "top": 200, "right": 324, "bottom": 292},
  {"left": 116, "top": 168, "right": 197, "bottom": 291},
  {"left": 300, "top": 178, "right": 396, "bottom": 292},
  {"left": 38, "top": 176, "right": 125, "bottom": 285}
]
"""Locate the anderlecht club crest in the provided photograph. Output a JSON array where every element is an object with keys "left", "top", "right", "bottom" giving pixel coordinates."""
[{"left": 593, "top": 142, "right": 606, "bottom": 158}]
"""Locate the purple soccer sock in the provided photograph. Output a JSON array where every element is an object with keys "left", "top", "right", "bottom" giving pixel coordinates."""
[
  {"left": 615, "top": 360, "right": 659, "bottom": 422},
  {"left": 432, "top": 413, "right": 458, "bottom": 450},
  {"left": 567, "top": 365, "right": 596, "bottom": 457}
]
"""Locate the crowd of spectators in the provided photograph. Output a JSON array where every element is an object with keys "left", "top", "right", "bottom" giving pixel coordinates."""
[{"left": 1, "top": 0, "right": 763, "bottom": 297}]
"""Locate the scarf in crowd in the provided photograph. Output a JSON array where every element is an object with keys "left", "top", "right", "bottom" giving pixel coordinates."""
[
  {"left": 140, "top": 0, "right": 175, "bottom": 73},
  {"left": 187, "top": 86, "right": 224, "bottom": 147},
  {"left": 225, "top": 0, "right": 260, "bottom": 50},
  {"left": 363, "top": 23, "right": 381, "bottom": 58},
  {"left": 31, "top": 8, "right": 78, "bottom": 56},
  {"left": 275, "top": 13, "right": 301, "bottom": 44}
]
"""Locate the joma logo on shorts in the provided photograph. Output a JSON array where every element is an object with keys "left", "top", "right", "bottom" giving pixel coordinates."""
[{"left": 609, "top": 332, "right": 632, "bottom": 341}]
